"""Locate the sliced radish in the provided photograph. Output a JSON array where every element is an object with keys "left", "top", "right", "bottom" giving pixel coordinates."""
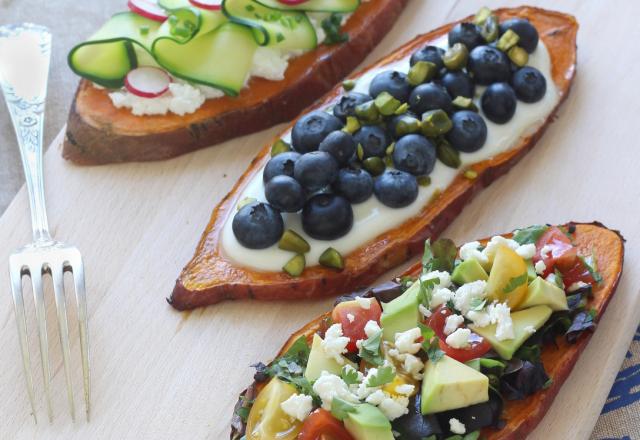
[
  {"left": 189, "top": 0, "right": 222, "bottom": 10},
  {"left": 128, "top": 0, "right": 168, "bottom": 22},
  {"left": 277, "top": 0, "right": 310, "bottom": 4},
  {"left": 124, "top": 67, "right": 171, "bottom": 98}
]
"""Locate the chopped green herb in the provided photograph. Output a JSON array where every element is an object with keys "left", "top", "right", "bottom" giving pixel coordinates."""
[
  {"left": 139, "top": 25, "right": 150, "bottom": 36},
  {"left": 503, "top": 272, "right": 528, "bottom": 293},
  {"left": 422, "top": 238, "right": 457, "bottom": 274},
  {"left": 340, "top": 365, "right": 359, "bottom": 386},
  {"left": 331, "top": 397, "right": 356, "bottom": 420},
  {"left": 469, "top": 297, "right": 486, "bottom": 311},
  {"left": 358, "top": 329, "right": 384, "bottom": 366},
  {"left": 543, "top": 378, "right": 554, "bottom": 389},
  {"left": 512, "top": 224, "right": 548, "bottom": 245},
  {"left": 553, "top": 268, "right": 564, "bottom": 289},
  {"left": 418, "top": 322, "right": 445, "bottom": 363},
  {"left": 276, "top": 32, "right": 285, "bottom": 43},
  {"left": 245, "top": 4, "right": 255, "bottom": 11},
  {"left": 321, "top": 13, "right": 349, "bottom": 45},
  {"left": 366, "top": 365, "right": 395, "bottom": 387},
  {"left": 580, "top": 251, "right": 603, "bottom": 283}
]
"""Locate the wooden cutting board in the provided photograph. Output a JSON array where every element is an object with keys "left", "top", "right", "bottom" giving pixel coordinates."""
[{"left": 0, "top": 1, "right": 639, "bottom": 439}]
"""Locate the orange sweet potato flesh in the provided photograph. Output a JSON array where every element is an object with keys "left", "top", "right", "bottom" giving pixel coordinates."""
[
  {"left": 230, "top": 222, "right": 625, "bottom": 439},
  {"left": 62, "top": 0, "right": 409, "bottom": 165},
  {"left": 169, "top": 7, "right": 579, "bottom": 310}
]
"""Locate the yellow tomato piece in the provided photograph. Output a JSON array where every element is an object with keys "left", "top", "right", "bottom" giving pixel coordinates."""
[
  {"left": 382, "top": 373, "right": 417, "bottom": 398},
  {"left": 246, "top": 378, "right": 302, "bottom": 440},
  {"left": 486, "top": 245, "right": 528, "bottom": 309}
]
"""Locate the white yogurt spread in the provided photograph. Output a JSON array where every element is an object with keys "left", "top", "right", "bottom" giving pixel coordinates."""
[
  {"left": 105, "top": 13, "right": 348, "bottom": 115},
  {"left": 221, "top": 37, "right": 560, "bottom": 272}
]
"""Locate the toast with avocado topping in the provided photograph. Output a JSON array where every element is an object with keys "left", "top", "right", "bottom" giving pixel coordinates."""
[
  {"left": 169, "top": 6, "right": 578, "bottom": 310},
  {"left": 230, "top": 222, "right": 624, "bottom": 439},
  {"left": 63, "top": 0, "right": 408, "bottom": 165}
]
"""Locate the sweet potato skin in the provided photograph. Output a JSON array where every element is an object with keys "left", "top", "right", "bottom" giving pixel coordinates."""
[
  {"left": 169, "top": 7, "right": 579, "bottom": 310},
  {"left": 230, "top": 223, "right": 625, "bottom": 440},
  {"left": 62, "top": 0, "right": 409, "bottom": 165}
]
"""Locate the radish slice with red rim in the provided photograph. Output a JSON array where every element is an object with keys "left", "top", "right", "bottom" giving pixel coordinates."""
[
  {"left": 277, "top": 0, "right": 310, "bottom": 4},
  {"left": 189, "top": 0, "right": 222, "bottom": 10},
  {"left": 128, "top": 0, "right": 168, "bottom": 22},
  {"left": 124, "top": 67, "right": 171, "bottom": 98}
]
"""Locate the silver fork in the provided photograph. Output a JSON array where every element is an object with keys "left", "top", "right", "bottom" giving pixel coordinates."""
[{"left": 0, "top": 24, "right": 90, "bottom": 423}]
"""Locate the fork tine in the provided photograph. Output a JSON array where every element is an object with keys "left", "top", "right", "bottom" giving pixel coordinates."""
[
  {"left": 51, "top": 262, "right": 75, "bottom": 421},
  {"left": 9, "top": 260, "right": 37, "bottom": 423},
  {"left": 30, "top": 266, "right": 53, "bottom": 422},
  {"left": 69, "top": 255, "right": 90, "bottom": 421}
]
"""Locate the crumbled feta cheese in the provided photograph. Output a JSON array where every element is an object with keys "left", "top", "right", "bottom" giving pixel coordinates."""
[
  {"left": 453, "top": 280, "right": 487, "bottom": 314},
  {"left": 313, "top": 372, "right": 358, "bottom": 410},
  {"left": 535, "top": 260, "right": 547, "bottom": 275},
  {"left": 346, "top": 313, "right": 355, "bottom": 323},
  {"left": 444, "top": 314, "right": 465, "bottom": 335},
  {"left": 281, "top": 393, "right": 313, "bottom": 422},
  {"left": 546, "top": 273, "right": 557, "bottom": 284},
  {"left": 364, "top": 320, "right": 381, "bottom": 338},
  {"left": 445, "top": 328, "right": 471, "bottom": 349},
  {"left": 487, "top": 302, "right": 514, "bottom": 341},
  {"left": 394, "top": 327, "right": 422, "bottom": 354},
  {"left": 355, "top": 296, "right": 372, "bottom": 309},
  {"left": 466, "top": 310, "right": 491, "bottom": 328},
  {"left": 395, "top": 384, "right": 415, "bottom": 396},
  {"left": 483, "top": 236, "right": 519, "bottom": 260},
  {"left": 378, "top": 396, "right": 410, "bottom": 421},
  {"left": 540, "top": 245, "right": 553, "bottom": 258},
  {"left": 365, "top": 389, "right": 386, "bottom": 406},
  {"left": 459, "top": 241, "right": 488, "bottom": 265},
  {"left": 449, "top": 417, "right": 466, "bottom": 435},
  {"left": 430, "top": 287, "right": 455, "bottom": 308},
  {"left": 356, "top": 367, "right": 385, "bottom": 399},
  {"left": 568, "top": 281, "right": 589, "bottom": 292},
  {"left": 322, "top": 324, "right": 350, "bottom": 364},
  {"left": 419, "top": 304, "right": 432, "bottom": 318},
  {"left": 524, "top": 325, "right": 537, "bottom": 335},
  {"left": 403, "top": 354, "right": 425, "bottom": 380},
  {"left": 421, "top": 270, "right": 452, "bottom": 289},
  {"left": 516, "top": 243, "right": 537, "bottom": 259}
]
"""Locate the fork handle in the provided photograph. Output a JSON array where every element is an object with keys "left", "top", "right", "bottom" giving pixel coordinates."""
[{"left": 0, "top": 25, "right": 52, "bottom": 244}]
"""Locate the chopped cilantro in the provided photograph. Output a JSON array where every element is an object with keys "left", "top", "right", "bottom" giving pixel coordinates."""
[
  {"left": 366, "top": 365, "right": 396, "bottom": 387},
  {"left": 422, "top": 238, "right": 457, "bottom": 274},
  {"left": 553, "top": 268, "right": 564, "bottom": 289},
  {"left": 358, "top": 329, "right": 384, "bottom": 366},
  {"left": 321, "top": 13, "right": 349, "bottom": 45},
  {"left": 580, "top": 251, "right": 603, "bottom": 284},
  {"left": 469, "top": 297, "right": 486, "bottom": 311},
  {"left": 418, "top": 322, "right": 445, "bottom": 363},
  {"left": 503, "top": 272, "right": 528, "bottom": 294},
  {"left": 262, "top": 336, "right": 314, "bottom": 396},
  {"left": 340, "top": 366, "right": 359, "bottom": 386},
  {"left": 512, "top": 224, "right": 548, "bottom": 245}
]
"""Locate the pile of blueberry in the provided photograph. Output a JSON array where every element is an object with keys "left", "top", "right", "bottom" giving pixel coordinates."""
[{"left": 233, "top": 8, "right": 547, "bottom": 257}]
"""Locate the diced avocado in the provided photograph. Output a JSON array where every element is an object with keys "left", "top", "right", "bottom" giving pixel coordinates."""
[
  {"left": 519, "top": 276, "right": 569, "bottom": 311},
  {"left": 525, "top": 259, "right": 537, "bottom": 282},
  {"left": 465, "top": 358, "right": 481, "bottom": 371},
  {"left": 470, "top": 305, "right": 553, "bottom": 360},
  {"left": 380, "top": 281, "right": 421, "bottom": 342},
  {"left": 421, "top": 355, "right": 489, "bottom": 414},
  {"left": 343, "top": 403, "right": 395, "bottom": 440},
  {"left": 304, "top": 334, "right": 355, "bottom": 382},
  {"left": 452, "top": 259, "right": 489, "bottom": 285}
]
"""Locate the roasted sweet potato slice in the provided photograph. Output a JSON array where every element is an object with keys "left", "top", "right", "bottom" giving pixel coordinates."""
[
  {"left": 230, "top": 222, "right": 625, "bottom": 439},
  {"left": 62, "top": 0, "right": 409, "bottom": 165},
  {"left": 169, "top": 6, "right": 579, "bottom": 310}
]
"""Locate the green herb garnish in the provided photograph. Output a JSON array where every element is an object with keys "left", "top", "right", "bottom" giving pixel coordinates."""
[
  {"left": 422, "top": 238, "right": 457, "bottom": 274},
  {"left": 358, "top": 329, "right": 384, "bottom": 366},
  {"left": 340, "top": 365, "right": 359, "bottom": 386},
  {"left": 512, "top": 225, "right": 548, "bottom": 245},
  {"left": 366, "top": 365, "right": 395, "bottom": 387},
  {"left": 321, "top": 13, "right": 349, "bottom": 45},
  {"left": 418, "top": 323, "right": 444, "bottom": 363},
  {"left": 503, "top": 272, "right": 528, "bottom": 293},
  {"left": 331, "top": 397, "right": 356, "bottom": 420}
]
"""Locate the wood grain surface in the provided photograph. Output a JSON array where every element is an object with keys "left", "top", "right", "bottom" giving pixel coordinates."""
[{"left": 0, "top": 1, "right": 638, "bottom": 439}]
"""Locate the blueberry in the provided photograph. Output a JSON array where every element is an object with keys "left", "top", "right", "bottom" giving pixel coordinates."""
[
  {"left": 291, "top": 111, "right": 343, "bottom": 153},
  {"left": 294, "top": 151, "right": 339, "bottom": 192},
  {"left": 500, "top": 18, "right": 539, "bottom": 53},
  {"left": 468, "top": 45, "right": 511, "bottom": 85},
  {"left": 410, "top": 45, "right": 445, "bottom": 71},
  {"left": 263, "top": 151, "right": 301, "bottom": 183},
  {"left": 319, "top": 130, "right": 357, "bottom": 166},
  {"left": 512, "top": 66, "right": 546, "bottom": 103},
  {"left": 232, "top": 202, "right": 283, "bottom": 249},
  {"left": 409, "top": 83, "right": 453, "bottom": 115},
  {"left": 334, "top": 167, "right": 374, "bottom": 204},
  {"left": 302, "top": 194, "right": 353, "bottom": 240},
  {"left": 353, "top": 126, "right": 390, "bottom": 158},
  {"left": 481, "top": 82, "right": 517, "bottom": 124},
  {"left": 264, "top": 175, "right": 305, "bottom": 213},
  {"left": 440, "top": 71, "right": 475, "bottom": 99},
  {"left": 392, "top": 134, "right": 437, "bottom": 176},
  {"left": 448, "top": 22, "right": 485, "bottom": 51},
  {"left": 369, "top": 70, "right": 411, "bottom": 102},
  {"left": 446, "top": 110, "right": 487, "bottom": 152},
  {"left": 333, "top": 92, "right": 371, "bottom": 121},
  {"left": 374, "top": 170, "right": 419, "bottom": 208}
]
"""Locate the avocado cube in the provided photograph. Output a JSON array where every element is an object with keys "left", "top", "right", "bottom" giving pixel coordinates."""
[
  {"left": 519, "top": 276, "right": 569, "bottom": 311},
  {"left": 344, "top": 403, "right": 394, "bottom": 440},
  {"left": 451, "top": 259, "right": 489, "bottom": 285},
  {"left": 380, "top": 281, "right": 422, "bottom": 342},
  {"left": 470, "top": 305, "right": 553, "bottom": 360},
  {"left": 525, "top": 259, "right": 537, "bottom": 282},
  {"left": 421, "top": 355, "right": 489, "bottom": 414},
  {"left": 304, "top": 334, "right": 356, "bottom": 382}
]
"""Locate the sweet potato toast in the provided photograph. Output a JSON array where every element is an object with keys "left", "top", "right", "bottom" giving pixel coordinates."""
[
  {"left": 62, "top": 0, "right": 408, "bottom": 165},
  {"left": 230, "top": 222, "right": 625, "bottom": 439},
  {"left": 169, "top": 6, "right": 578, "bottom": 310}
]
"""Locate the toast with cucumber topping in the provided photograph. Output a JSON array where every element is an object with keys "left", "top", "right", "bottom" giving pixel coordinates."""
[
  {"left": 230, "top": 222, "right": 624, "bottom": 440},
  {"left": 169, "top": 6, "right": 578, "bottom": 310},
  {"left": 63, "top": 0, "right": 408, "bottom": 164}
]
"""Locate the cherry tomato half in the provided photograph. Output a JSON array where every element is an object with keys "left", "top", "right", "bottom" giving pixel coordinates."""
[
  {"left": 534, "top": 226, "right": 577, "bottom": 275},
  {"left": 438, "top": 333, "right": 492, "bottom": 363},
  {"left": 426, "top": 305, "right": 452, "bottom": 340},
  {"left": 332, "top": 298, "right": 382, "bottom": 352},
  {"left": 561, "top": 260, "right": 595, "bottom": 289},
  {"left": 299, "top": 409, "right": 354, "bottom": 440}
]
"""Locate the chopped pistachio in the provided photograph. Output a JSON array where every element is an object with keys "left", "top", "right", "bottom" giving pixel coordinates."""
[
  {"left": 363, "top": 157, "right": 385, "bottom": 176},
  {"left": 237, "top": 197, "right": 256, "bottom": 211},
  {"left": 356, "top": 143, "right": 365, "bottom": 161},
  {"left": 464, "top": 169, "right": 479, "bottom": 179},
  {"left": 443, "top": 43, "right": 469, "bottom": 71},
  {"left": 342, "top": 79, "right": 356, "bottom": 91},
  {"left": 474, "top": 7, "right": 493, "bottom": 25},
  {"left": 508, "top": 46, "right": 529, "bottom": 67},
  {"left": 283, "top": 254, "right": 306, "bottom": 277},
  {"left": 497, "top": 29, "right": 520, "bottom": 52},
  {"left": 417, "top": 176, "right": 432, "bottom": 187},
  {"left": 319, "top": 247, "right": 345, "bottom": 270},
  {"left": 436, "top": 138, "right": 461, "bottom": 168},
  {"left": 139, "top": 25, "right": 150, "bottom": 36},
  {"left": 480, "top": 15, "right": 499, "bottom": 42},
  {"left": 374, "top": 92, "right": 402, "bottom": 116},
  {"left": 278, "top": 230, "right": 310, "bottom": 254},
  {"left": 407, "top": 61, "right": 437, "bottom": 86},
  {"left": 421, "top": 109, "right": 452, "bottom": 137},
  {"left": 393, "top": 114, "right": 421, "bottom": 137},
  {"left": 383, "top": 155, "right": 394, "bottom": 167},
  {"left": 355, "top": 100, "right": 380, "bottom": 123},
  {"left": 271, "top": 139, "right": 291, "bottom": 156},
  {"left": 394, "top": 102, "right": 409, "bottom": 115},
  {"left": 343, "top": 116, "right": 361, "bottom": 134},
  {"left": 452, "top": 96, "right": 478, "bottom": 112},
  {"left": 385, "top": 142, "right": 396, "bottom": 156}
]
